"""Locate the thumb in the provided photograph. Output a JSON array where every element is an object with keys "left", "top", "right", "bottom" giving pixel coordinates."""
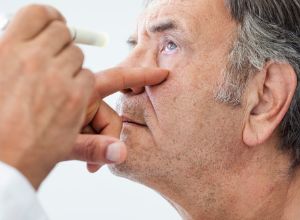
[{"left": 68, "top": 135, "right": 127, "bottom": 168}]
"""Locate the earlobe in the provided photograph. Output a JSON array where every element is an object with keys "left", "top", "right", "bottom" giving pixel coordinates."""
[{"left": 243, "top": 62, "right": 297, "bottom": 147}]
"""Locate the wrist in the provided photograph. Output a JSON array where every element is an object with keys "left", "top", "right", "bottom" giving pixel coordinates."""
[
  {"left": 0, "top": 150, "right": 55, "bottom": 189},
  {"left": 16, "top": 160, "right": 55, "bottom": 190}
]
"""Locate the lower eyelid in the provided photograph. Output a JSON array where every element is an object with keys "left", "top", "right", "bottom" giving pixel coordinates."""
[{"left": 161, "top": 49, "right": 178, "bottom": 55}]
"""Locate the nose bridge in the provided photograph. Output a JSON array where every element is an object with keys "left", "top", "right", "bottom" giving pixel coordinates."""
[
  {"left": 122, "top": 45, "right": 157, "bottom": 68},
  {"left": 120, "top": 45, "right": 158, "bottom": 95}
]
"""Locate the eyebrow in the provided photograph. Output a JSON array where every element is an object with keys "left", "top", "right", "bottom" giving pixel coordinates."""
[
  {"left": 126, "top": 20, "right": 179, "bottom": 46},
  {"left": 149, "top": 20, "right": 178, "bottom": 33}
]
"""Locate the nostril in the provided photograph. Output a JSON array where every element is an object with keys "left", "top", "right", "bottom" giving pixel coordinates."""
[
  {"left": 121, "top": 88, "right": 133, "bottom": 94},
  {"left": 121, "top": 86, "right": 145, "bottom": 95},
  {"left": 131, "top": 86, "right": 145, "bottom": 94},
  {"left": 121, "top": 87, "right": 144, "bottom": 94}
]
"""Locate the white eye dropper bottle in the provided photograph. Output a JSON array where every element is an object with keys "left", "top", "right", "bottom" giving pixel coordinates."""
[{"left": 0, "top": 14, "right": 109, "bottom": 48}]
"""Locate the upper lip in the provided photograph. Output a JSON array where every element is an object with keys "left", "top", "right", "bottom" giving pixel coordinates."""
[{"left": 121, "top": 115, "right": 147, "bottom": 127}]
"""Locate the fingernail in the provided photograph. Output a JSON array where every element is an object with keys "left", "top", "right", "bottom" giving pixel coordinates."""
[{"left": 106, "top": 142, "right": 124, "bottom": 163}]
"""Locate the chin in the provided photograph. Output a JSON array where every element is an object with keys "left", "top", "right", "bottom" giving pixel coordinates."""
[
  {"left": 109, "top": 124, "right": 178, "bottom": 189},
  {"left": 108, "top": 141, "right": 152, "bottom": 183},
  {"left": 108, "top": 160, "right": 149, "bottom": 185},
  {"left": 108, "top": 128, "right": 160, "bottom": 184}
]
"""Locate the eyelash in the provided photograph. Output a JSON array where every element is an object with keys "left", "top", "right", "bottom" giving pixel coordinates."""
[{"left": 127, "top": 38, "right": 179, "bottom": 55}]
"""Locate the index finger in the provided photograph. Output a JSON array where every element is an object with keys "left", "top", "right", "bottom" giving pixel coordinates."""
[
  {"left": 5, "top": 4, "right": 65, "bottom": 41},
  {"left": 94, "top": 67, "right": 169, "bottom": 98}
]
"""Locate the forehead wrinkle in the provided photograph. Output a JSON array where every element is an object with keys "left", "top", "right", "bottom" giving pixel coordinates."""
[
  {"left": 146, "top": 0, "right": 189, "bottom": 8},
  {"left": 139, "top": 12, "right": 188, "bottom": 39},
  {"left": 136, "top": 0, "right": 213, "bottom": 46},
  {"left": 141, "top": 1, "right": 181, "bottom": 32}
]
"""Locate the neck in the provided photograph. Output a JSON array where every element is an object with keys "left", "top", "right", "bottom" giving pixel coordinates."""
[
  {"left": 151, "top": 150, "right": 300, "bottom": 220},
  {"left": 282, "top": 168, "right": 300, "bottom": 220}
]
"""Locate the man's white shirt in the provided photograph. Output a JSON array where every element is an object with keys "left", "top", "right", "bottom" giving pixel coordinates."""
[{"left": 0, "top": 161, "right": 48, "bottom": 220}]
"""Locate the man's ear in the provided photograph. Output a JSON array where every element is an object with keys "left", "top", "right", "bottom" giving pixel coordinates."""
[{"left": 243, "top": 62, "right": 297, "bottom": 146}]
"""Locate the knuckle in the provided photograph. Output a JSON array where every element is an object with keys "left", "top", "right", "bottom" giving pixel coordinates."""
[
  {"left": 49, "top": 21, "right": 72, "bottom": 42},
  {"left": 82, "top": 69, "right": 95, "bottom": 85},
  {"left": 85, "top": 139, "right": 100, "bottom": 162},
  {"left": 21, "top": 4, "right": 51, "bottom": 19},
  {"left": 20, "top": 4, "right": 64, "bottom": 25},
  {"left": 76, "top": 48, "right": 85, "bottom": 64},
  {"left": 70, "top": 45, "right": 84, "bottom": 64},
  {"left": 86, "top": 139, "right": 97, "bottom": 161}
]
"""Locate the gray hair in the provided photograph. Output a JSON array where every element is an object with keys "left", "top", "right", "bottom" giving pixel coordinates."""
[
  {"left": 219, "top": 0, "right": 300, "bottom": 166},
  {"left": 145, "top": 0, "right": 300, "bottom": 165}
]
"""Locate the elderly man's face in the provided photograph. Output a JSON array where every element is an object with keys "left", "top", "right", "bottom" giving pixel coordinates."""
[{"left": 111, "top": 0, "right": 245, "bottom": 192}]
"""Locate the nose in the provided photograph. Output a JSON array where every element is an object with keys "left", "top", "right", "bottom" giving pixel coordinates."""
[{"left": 119, "top": 46, "right": 158, "bottom": 95}]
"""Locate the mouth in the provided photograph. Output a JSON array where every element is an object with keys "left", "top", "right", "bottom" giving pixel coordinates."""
[{"left": 121, "top": 115, "right": 147, "bottom": 127}]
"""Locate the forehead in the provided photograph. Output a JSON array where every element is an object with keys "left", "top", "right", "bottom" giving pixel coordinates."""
[{"left": 139, "top": 0, "right": 232, "bottom": 33}]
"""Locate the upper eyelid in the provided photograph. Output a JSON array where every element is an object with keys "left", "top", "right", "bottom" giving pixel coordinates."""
[{"left": 161, "top": 35, "right": 180, "bottom": 47}]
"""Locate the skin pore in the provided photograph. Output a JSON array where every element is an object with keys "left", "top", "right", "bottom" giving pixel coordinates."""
[{"left": 109, "top": 0, "right": 300, "bottom": 219}]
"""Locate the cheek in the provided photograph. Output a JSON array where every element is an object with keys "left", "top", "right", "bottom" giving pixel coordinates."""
[
  {"left": 146, "top": 52, "right": 228, "bottom": 154},
  {"left": 145, "top": 72, "right": 245, "bottom": 173},
  {"left": 158, "top": 50, "right": 220, "bottom": 95},
  {"left": 146, "top": 63, "right": 187, "bottom": 126},
  {"left": 158, "top": 50, "right": 190, "bottom": 70},
  {"left": 146, "top": 65, "right": 213, "bottom": 145}
]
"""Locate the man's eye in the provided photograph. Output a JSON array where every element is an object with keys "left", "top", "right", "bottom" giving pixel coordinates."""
[
  {"left": 127, "top": 38, "right": 137, "bottom": 50},
  {"left": 162, "top": 41, "right": 178, "bottom": 54}
]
